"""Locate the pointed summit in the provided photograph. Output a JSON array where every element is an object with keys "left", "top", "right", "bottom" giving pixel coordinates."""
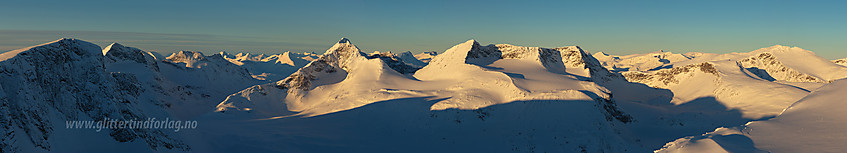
[
  {"left": 102, "top": 42, "right": 125, "bottom": 55},
  {"left": 102, "top": 42, "right": 151, "bottom": 64},
  {"left": 320, "top": 38, "right": 367, "bottom": 68},
  {"left": 338, "top": 37, "right": 351, "bottom": 44}
]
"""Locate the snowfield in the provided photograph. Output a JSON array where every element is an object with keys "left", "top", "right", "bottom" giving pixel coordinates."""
[{"left": 0, "top": 38, "right": 846, "bottom": 153}]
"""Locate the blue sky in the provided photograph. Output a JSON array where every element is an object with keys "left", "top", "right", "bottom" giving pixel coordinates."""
[{"left": 1, "top": 0, "right": 845, "bottom": 59}]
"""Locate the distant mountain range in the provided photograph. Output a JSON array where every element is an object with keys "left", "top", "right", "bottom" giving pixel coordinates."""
[{"left": 0, "top": 38, "right": 845, "bottom": 152}]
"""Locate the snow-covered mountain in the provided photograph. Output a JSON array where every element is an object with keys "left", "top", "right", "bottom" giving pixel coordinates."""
[
  {"left": 205, "top": 38, "right": 643, "bottom": 152},
  {"left": 593, "top": 50, "right": 694, "bottom": 72},
  {"left": 413, "top": 51, "right": 438, "bottom": 63},
  {"left": 0, "top": 39, "right": 189, "bottom": 152},
  {"left": 0, "top": 38, "right": 273, "bottom": 152},
  {"left": 396, "top": 51, "right": 427, "bottom": 67},
  {"left": 658, "top": 78, "right": 847, "bottom": 153},
  {"left": 220, "top": 51, "right": 318, "bottom": 81},
  {"left": 2, "top": 38, "right": 846, "bottom": 153}
]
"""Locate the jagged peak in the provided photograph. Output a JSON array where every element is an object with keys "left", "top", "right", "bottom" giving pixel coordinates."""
[
  {"left": 324, "top": 38, "right": 364, "bottom": 57},
  {"left": 167, "top": 51, "right": 206, "bottom": 62},
  {"left": 175, "top": 50, "right": 205, "bottom": 57}
]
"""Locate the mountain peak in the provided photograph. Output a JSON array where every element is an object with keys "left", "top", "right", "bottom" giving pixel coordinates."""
[
  {"left": 167, "top": 51, "right": 206, "bottom": 63},
  {"left": 102, "top": 42, "right": 126, "bottom": 55},
  {"left": 102, "top": 42, "right": 152, "bottom": 64},
  {"left": 0, "top": 38, "right": 100, "bottom": 61},
  {"left": 465, "top": 39, "right": 480, "bottom": 46},
  {"left": 751, "top": 45, "right": 812, "bottom": 56},
  {"left": 323, "top": 38, "right": 366, "bottom": 62},
  {"left": 338, "top": 37, "right": 351, "bottom": 44},
  {"left": 555, "top": 46, "right": 584, "bottom": 53}
]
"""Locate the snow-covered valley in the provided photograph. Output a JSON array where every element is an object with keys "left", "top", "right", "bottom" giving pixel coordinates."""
[{"left": 1, "top": 38, "right": 846, "bottom": 152}]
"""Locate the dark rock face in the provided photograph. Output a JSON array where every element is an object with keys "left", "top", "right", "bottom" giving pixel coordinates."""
[
  {"left": 623, "top": 62, "right": 720, "bottom": 87},
  {"left": 0, "top": 39, "right": 189, "bottom": 152},
  {"left": 737, "top": 53, "right": 825, "bottom": 83},
  {"left": 367, "top": 53, "right": 421, "bottom": 74}
]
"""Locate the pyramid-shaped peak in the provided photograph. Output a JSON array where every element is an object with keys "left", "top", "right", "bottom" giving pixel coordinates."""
[
  {"left": 102, "top": 43, "right": 124, "bottom": 55},
  {"left": 106, "top": 42, "right": 125, "bottom": 48},
  {"left": 324, "top": 38, "right": 363, "bottom": 56},
  {"left": 101, "top": 42, "right": 141, "bottom": 56},
  {"left": 464, "top": 39, "right": 480, "bottom": 45}
]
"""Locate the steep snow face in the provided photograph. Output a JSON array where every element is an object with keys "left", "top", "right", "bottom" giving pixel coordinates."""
[
  {"left": 0, "top": 39, "right": 189, "bottom": 152},
  {"left": 220, "top": 51, "right": 317, "bottom": 81},
  {"left": 742, "top": 79, "right": 847, "bottom": 153},
  {"left": 413, "top": 40, "right": 630, "bottom": 120},
  {"left": 275, "top": 38, "right": 368, "bottom": 91},
  {"left": 556, "top": 46, "right": 625, "bottom": 84}
]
